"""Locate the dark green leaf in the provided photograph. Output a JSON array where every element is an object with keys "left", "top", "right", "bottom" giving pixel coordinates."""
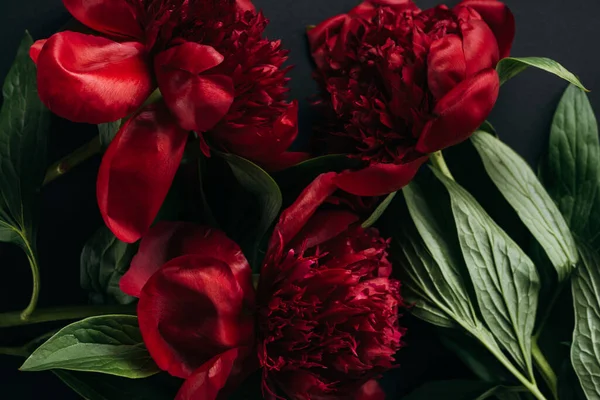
[
  {"left": 541, "top": 85, "right": 600, "bottom": 249},
  {"left": 98, "top": 120, "right": 121, "bottom": 149},
  {"left": 402, "top": 182, "right": 478, "bottom": 326},
  {"left": 21, "top": 315, "right": 159, "bottom": 378},
  {"left": 433, "top": 169, "right": 540, "bottom": 373},
  {"left": 559, "top": 358, "right": 587, "bottom": 400},
  {"left": 479, "top": 120, "right": 497, "bottom": 135},
  {"left": 570, "top": 241, "right": 600, "bottom": 399},
  {"left": 361, "top": 192, "right": 397, "bottom": 228},
  {"left": 80, "top": 227, "right": 137, "bottom": 305},
  {"left": 219, "top": 153, "right": 282, "bottom": 268},
  {"left": 402, "top": 380, "right": 507, "bottom": 400},
  {"left": 497, "top": 57, "right": 587, "bottom": 91},
  {"left": 472, "top": 131, "right": 578, "bottom": 281},
  {"left": 53, "top": 371, "right": 177, "bottom": 400}
]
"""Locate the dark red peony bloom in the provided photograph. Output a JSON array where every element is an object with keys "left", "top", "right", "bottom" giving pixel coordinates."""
[
  {"left": 31, "top": 0, "right": 303, "bottom": 243},
  {"left": 120, "top": 173, "right": 404, "bottom": 400},
  {"left": 308, "top": 0, "right": 515, "bottom": 196}
]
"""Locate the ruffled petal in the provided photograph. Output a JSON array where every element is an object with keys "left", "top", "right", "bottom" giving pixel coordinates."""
[
  {"left": 427, "top": 34, "right": 466, "bottom": 99},
  {"left": 97, "top": 103, "right": 188, "bottom": 243},
  {"left": 458, "top": 0, "right": 515, "bottom": 59},
  {"left": 459, "top": 19, "right": 499, "bottom": 76},
  {"left": 335, "top": 158, "right": 427, "bottom": 197},
  {"left": 36, "top": 32, "right": 153, "bottom": 124},
  {"left": 62, "top": 0, "right": 143, "bottom": 40},
  {"left": 416, "top": 69, "right": 500, "bottom": 153},
  {"left": 175, "top": 349, "right": 240, "bottom": 400},
  {"left": 120, "top": 222, "right": 254, "bottom": 305},
  {"left": 155, "top": 43, "right": 234, "bottom": 132},
  {"left": 288, "top": 210, "right": 359, "bottom": 251},
  {"left": 307, "top": 14, "right": 348, "bottom": 70},
  {"left": 138, "top": 255, "right": 255, "bottom": 379},
  {"left": 268, "top": 172, "right": 339, "bottom": 253}
]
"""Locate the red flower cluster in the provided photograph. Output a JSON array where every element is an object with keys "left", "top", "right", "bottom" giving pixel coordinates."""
[
  {"left": 308, "top": 0, "right": 515, "bottom": 196},
  {"left": 120, "top": 174, "right": 405, "bottom": 400},
  {"left": 31, "top": 0, "right": 303, "bottom": 243}
]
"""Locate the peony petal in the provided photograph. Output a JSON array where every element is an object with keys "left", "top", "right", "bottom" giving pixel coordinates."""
[
  {"left": 268, "top": 172, "right": 339, "bottom": 253},
  {"left": 416, "top": 69, "right": 500, "bottom": 153},
  {"left": 427, "top": 34, "right": 466, "bottom": 99},
  {"left": 63, "top": 0, "right": 143, "bottom": 39},
  {"left": 211, "top": 101, "right": 300, "bottom": 171},
  {"left": 155, "top": 43, "right": 234, "bottom": 132},
  {"left": 29, "top": 39, "right": 47, "bottom": 64},
  {"left": 356, "top": 380, "right": 386, "bottom": 400},
  {"left": 36, "top": 32, "right": 153, "bottom": 124},
  {"left": 97, "top": 103, "right": 188, "bottom": 243},
  {"left": 175, "top": 349, "right": 240, "bottom": 400},
  {"left": 235, "top": 0, "right": 255, "bottom": 12},
  {"left": 335, "top": 158, "right": 428, "bottom": 197},
  {"left": 120, "top": 222, "right": 254, "bottom": 305},
  {"left": 307, "top": 14, "right": 348, "bottom": 70},
  {"left": 288, "top": 210, "right": 359, "bottom": 251},
  {"left": 458, "top": 0, "right": 515, "bottom": 59},
  {"left": 459, "top": 19, "right": 499, "bottom": 76},
  {"left": 138, "top": 255, "right": 255, "bottom": 379}
]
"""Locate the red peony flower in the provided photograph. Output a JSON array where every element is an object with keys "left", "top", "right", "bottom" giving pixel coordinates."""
[
  {"left": 308, "top": 0, "right": 515, "bottom": 196},
  {"left": 120, "top": 173, "right": 405, "bottom": 400},
  {"left": 31, "top": 0, "right": 303, "bottom": 243}
]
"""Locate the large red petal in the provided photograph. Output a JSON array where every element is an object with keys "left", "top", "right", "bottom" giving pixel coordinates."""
[
  {"left": 459, "top": 19, "right": 499, "bottom": 76},
  {"left": 268, "top": 172, "right": 339, "bottom": 253},
  {"left": 458, "top": 0, "right": 515, "bottom": 59},
  {"left": 36, "top": 32, "right": 153, "bottom": 124},
  {"left": 416, "top": 69, "right": 500, "bottom": 153},
  {"left": 62, "top": 0, "right": 143, "bottom": 40},
  {"left": 97, "top": 103, "right": 188, "bottom": 243},
  {"left": 155, "top": 43, "right": 234, "bottom": 132},
  {"left": 235, "top": 0, "right": 255, "bottom": 12},
  {"left": 335, "top": 158, "right": 428, "bottom": 197},
  {"left": 138, "top": 255, "right": 255, "bottom": 379},
  {"left": 287, "top": 210, "right": 359, "bottom": 251},
  {"left": 427, "top": 34, "right": 466, "bottom": 100},
  {"left": 120, "top": 222, "right": 253, "bottom": 305},
  {"left": 175, "top": 349, "right": 240, "bottom": 400}
]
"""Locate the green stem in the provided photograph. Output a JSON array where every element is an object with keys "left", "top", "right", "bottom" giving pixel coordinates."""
[
  {"left": 0, "top": 346, "right": 29, "bottom": 357},
  {"left": 430, "top": 151, "right": 455, "bottom": 180},
  {"left": 532, "top": 340, "right": 559, "bottom": 400},
  {"left": 43, "top": 135, "right": 102, "bottom": 185},
  {"left": 0, "top": 305, "right": 136, "bottom": 328},
  {"left": 19, "top": 232, "right": 40, "bottom": 321}
]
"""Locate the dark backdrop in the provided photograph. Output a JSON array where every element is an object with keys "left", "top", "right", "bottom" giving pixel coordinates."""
[{"left": 1, "top": 0, "right": 599, "bottom": 398}]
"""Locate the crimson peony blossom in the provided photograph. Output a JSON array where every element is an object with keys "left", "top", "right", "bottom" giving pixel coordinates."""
[
  {"left": 120, "top": 173, "right": 405, "bottom": 400},
  {"left": 31, "top": 0, "right": 303, "bottom": 243},
  {"left": 308, "top": 0, "right": 515, "bottom": 196}
]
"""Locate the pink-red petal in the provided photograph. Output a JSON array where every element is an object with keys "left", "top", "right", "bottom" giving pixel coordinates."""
[
  {"left": 335, "top": 158, "right": 428, "bottom": 197},
  {"left": 97, "top": 103, "right": 188, "bottom": 243},
  {"left": 62, "top": 0, "right": 143, "bottom": 40},
  {"left": 155, "top": 43, "right": 234, "bottom": 132},
  {"left": 138, "top": 255, "right": 255, "bottom": 379},
  {"left": 29, "top": 39, "right": 47, "bottom": 64},
  {"left": 460, "top": 19, "right": 500, "bottom": 76},
  {"left": 427, "top": 34, "right": 466, "bottom": 100},
  {"left": 36, "top": 32, "right": 153, "bottom": 124},
  {"left": 175, "top": 349, "right": 240, "bottom": 400},
  {"left": 120, "top": 222, "right": 253, "bottom": 306},
  {"left": 458, "top": 0, "right": 516, "bottom": 59},
  {"left": 416, "top": 69, "right": 500, "bottom": 153},
  {"left": 287, "top": 210, "right": 359, "bottom": 251}
]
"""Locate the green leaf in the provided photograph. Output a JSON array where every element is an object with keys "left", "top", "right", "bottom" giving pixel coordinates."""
[
  {"left": 570, "top": 241, "right": 600, "bottom": 399},
  {"left": 98, "top": 120, "right": 121, "bottom": 149},
  {"left": 80, "top": 227, "right": 137, "bottom": 305},
  {"left": 0, "top": 32, "right": 50, "bottom": 318},
  {"left": 558, "top": 358, "right": 587, "bottom": 400},
  {"left": 21, "top": 315, "right": 159, "bottom": 379},
  {"left": 479, "top": 120, "right": 497, "bottom": 136},
  {"left": 471, "top": 131, "right": 578, "bottom": 281},
  {"left": 361, "top": 192, "right": 397, "bottom": 228},
  {"left": 433, "top": 169, "right": 540, "bottom": 373},
  {"left": 541, "top": 85, "right": 600, "bottom": 249},
  {"left": 497, "top": 57, "right": 587, "bottom": 91},
  {"left": 402, "top": 182, "right": 478, "bottom": 326},
  {"left": 219, "top": 153, "right": 282, "bottom": 268},
  {"left": 53, "top": 371, "right": 177, "bottom": 400},
  {"left": 402, "top": 380, "right": 508, "bottom": 400}
]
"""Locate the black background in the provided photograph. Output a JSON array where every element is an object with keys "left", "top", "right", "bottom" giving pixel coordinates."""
[{"left": 1, "top": 0, "right": 599, "bottom": 398}]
